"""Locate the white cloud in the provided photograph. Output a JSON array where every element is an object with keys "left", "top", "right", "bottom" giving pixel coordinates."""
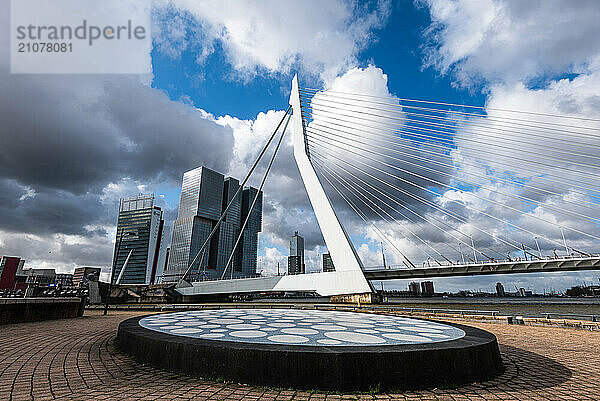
[
  {"left": 421, "top": 0, "right": 600, "bottom": 86},
  {"left": 156, "top": 0, "right": 391, "bottom": 81}
]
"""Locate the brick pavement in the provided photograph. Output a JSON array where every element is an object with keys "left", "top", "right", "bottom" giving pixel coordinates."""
[{"left": 0, "top": 310, "right": 599, "bottom": 400}]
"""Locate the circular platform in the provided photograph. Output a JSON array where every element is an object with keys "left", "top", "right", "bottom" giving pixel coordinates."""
[{"left": 117, "top": 308, "right": 503, "bottom": 391}]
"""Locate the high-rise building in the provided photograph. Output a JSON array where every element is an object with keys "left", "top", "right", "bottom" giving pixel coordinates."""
[
  {"left": 421, "top": 281, "right": 435, "bottom": 296},
  {"left": 322, "top": 253, "right": 335, "bottom": 272},
  {"left": 215, "top": 177, "right": 241, "bottom": 273},
  {"left": 22, "top": 268, "right": 56, "bottom": 286},
  {"left": 166, "top": 167, "right": 224, "bottom": 281},
  {"left": 164, "top": 166, "right": 262, "bottom": 282},
  {"left": 408, "top": 281, "right": 421, "bottom": 296},
  {"left": 112, "top": 194, "right": 168, "bottom": 285},
  {"left": 238, "top": 187, "right": 262, "bottom": 276},
  {"left": 496, "top": 282, "right": 505, "bottom": 297},
  {"left": 54, "top": 273, "right": 74, "bottom": 287},
  {"left": 288, "top": 232, "right": 305, "bottom": 275},
  {"left": 73, "top": 266, "right": 101, "bottom": 286}
]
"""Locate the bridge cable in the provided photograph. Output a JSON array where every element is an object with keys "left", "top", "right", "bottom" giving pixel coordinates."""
[
  {"left": 304, "top": 116, "right": 600, "bottom": 205},
  {"left": 301, "top": 91, "right": 600, "bottom": 141},
  {"left": 306, "top": 136, "right": 586, "bottom": 253},
  {"left": 306, "top": 125, "right": 600, "bottom": 224},
  {"left": 310, "top": 148, "right": 523, "bottom": 260},
  {"left": 303, "top": 113, "right": 600, "bottom": 198},
  {"left": 300, "top": 87, "right": 600, "bottom": 123},
  {"left": 221, "top": 111, "right": 292, "bottom": 280},
  {"left": 178, "top": 105, "right": 291, "bottom": 283}
]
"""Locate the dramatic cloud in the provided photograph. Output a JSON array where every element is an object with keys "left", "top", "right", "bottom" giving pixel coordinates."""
[
  {"left": 362, "top": 0, "right": 600, "bottom": 287},
  {"left": 155, "top": 0, "right": 391, "bottom": 81},
  {"left": 0, "top": 1, "right": 234, "bottom": 274},
  {"left": 420, "top": 0, "right": 600, "bottom": 86}
]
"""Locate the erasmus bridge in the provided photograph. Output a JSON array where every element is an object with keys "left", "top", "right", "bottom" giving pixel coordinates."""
[{"left": 175, "top": 76, "right": 600, "bottom": 300}]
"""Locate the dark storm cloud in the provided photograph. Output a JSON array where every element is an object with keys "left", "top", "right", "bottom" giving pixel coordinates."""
[{"left": 0, "top": 70, "right": 234, "bottom": 236}]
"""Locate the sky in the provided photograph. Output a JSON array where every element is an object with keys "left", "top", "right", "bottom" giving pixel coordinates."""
[{"left": 1, "top": 0, "right": 600, "bottom": 293}]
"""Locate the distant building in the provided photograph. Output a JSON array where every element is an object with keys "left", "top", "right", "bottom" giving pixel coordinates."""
[
  {"left": 421, "top": 281, "right": 435, "bottom": 296},
  {"left": 165, "top": 166, "right": 263, "bottom": 282},
  {"left": 73, "top": 267, "right": 101, "bottom": 286},
  {"left": 23, "top": 268, "right": 56, "bottom": 286},
  {"left": 496, "top": 282, "right": 505, "bottom": 297},
  {"left": 408, "top": 281, "right": 421, "bottom": 296},
  {"left": 112, "top": 194, "right": 168, "bottom": 285},
  {"left": 288, "top": 232, "right": 305, "bottom": 275},
  {"left": 288, "top": 256, "right": 303, "bottom": 275},
  {"left": 0, "top": 256, "right": 24, "bottom": 290},
  {"left": 322, "top": 253, "right": 335, "bottom": 272},
  {"left": 54, "top": 273, "right": 74, "bottom": 287},
  {"left": 518, "top": 287, "right": 532, "bottom": 297}
]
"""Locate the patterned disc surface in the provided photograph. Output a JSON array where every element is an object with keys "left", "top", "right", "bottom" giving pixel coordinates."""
[{"left": 139, "top": 309, "right": 465, "bottom": 346}]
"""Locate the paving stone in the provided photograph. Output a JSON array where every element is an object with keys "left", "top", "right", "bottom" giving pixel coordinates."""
[{"left": 0, "top": 310, "right": 599, "bottom": 400}]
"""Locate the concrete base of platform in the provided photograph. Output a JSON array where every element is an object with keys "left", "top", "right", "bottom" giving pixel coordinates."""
[
  {"left": 0, "top": 297, "right": 85, "bottom": 325},
  {"left": 117, "top": 312, "right": 503, "bottom": 391}
]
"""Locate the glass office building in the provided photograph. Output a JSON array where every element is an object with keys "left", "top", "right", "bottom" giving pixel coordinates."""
[
  {"left": 288, "top": 231, "right": 305, "bottom": 275},
  {"left": 238, "top": 187, "right": 263, "bottom": 275},
  {"left": 112, "top": 194, "right": 168, "bottom": 285},
  {"left": 322, "top": 252, "right": 335, "bottom": 272},
  {"left": 164, "top": 166, "right": 262, "bottom": 282}
]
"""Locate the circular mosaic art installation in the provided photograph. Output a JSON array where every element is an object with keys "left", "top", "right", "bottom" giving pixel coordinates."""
[
  {"left": 117, "top": 308, "right": 503, "bottom": 391},
  {"left": 138, "top": 309, "right": 465, "bottom": 346}
]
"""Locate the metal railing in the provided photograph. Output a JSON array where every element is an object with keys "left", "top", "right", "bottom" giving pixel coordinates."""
[{"left": 363, "top": 253, "right": 600, "bottom": 271}]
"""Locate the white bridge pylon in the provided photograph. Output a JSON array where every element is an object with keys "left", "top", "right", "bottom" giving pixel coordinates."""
[
  {"left": 177, "top": 76, "right": 373, "bottom": 297},
  {"left": 288, "top": 75, "right": 372, "bottom": 295}
]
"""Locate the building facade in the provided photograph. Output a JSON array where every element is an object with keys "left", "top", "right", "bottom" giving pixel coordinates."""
[
  {"left": 496, "top": 282, "right": 506, "bottom": 297},
  {"left": 0, "top": 256, "right": 24, "bottom": 290},
  {"left": 238, "top": 187, "right": 263, "bottom": 276},
  {"left": 288, "top": 232, "right": 305, "bottom": 275},
  {"left": 322, "top": 252, "right": 335, "bottom": 272},
  {"left": 164, "top": 166, "right": 262, "bottom": 282},
  {"left": 408, "top": 281, "right": 421, "bottom": 296},
  {"left": 112, "top": 194, "right": 168, "bottom": 285},
  {"left": 73, "top": 267, "right": 101, "bottom": 286},
  {"left": 421, "top": 281, "right": 435, "bottom": 296}
]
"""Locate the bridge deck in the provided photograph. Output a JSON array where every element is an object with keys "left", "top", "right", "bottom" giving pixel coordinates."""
[
  {"left": 363, "top": 256, "right": 600, "bottom": 281},
  {"left": 176, "top": 257, "right": 600, "bottom": 297}
]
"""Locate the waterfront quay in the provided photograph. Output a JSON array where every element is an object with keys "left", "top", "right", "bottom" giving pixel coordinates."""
[{"left": 1, "top": 305, "right": 600, "bottom": 401}]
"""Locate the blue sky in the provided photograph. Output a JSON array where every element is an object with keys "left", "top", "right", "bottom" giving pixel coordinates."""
[
  {"left": 2, "top": 0, "right": 599, "bottom": 293},
  {"left": 151, "top": 2, "right": 487, "bottom": 122},
  {"left": 140, "top": 0, "right": 600, "bottom": 292},
  {"left": 149, "top": 1, "right": 486, "bottom": 215},
  {"left": 148, "top": 1, "right": 488, "bottom": 269}
]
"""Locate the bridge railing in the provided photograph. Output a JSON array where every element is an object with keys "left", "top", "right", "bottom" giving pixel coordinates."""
[{"left": 363, "top": 253, "right": 600, "bottom": 271}]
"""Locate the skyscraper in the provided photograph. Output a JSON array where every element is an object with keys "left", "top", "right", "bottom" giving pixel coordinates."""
[
  {"left": 164, "top": 166, "right": 262, "bottom": 282},
  {"left": 496, "top": 282, "right": 506, "bottom": 297},
  {"left": 322, "top": 253, "right": 335, "bottom": 272},
  {"left": 421, "top": 281, "right": 435, "bottom": 296},
  {"left": 288, "top": 231, "right": 305, "bottom": 275},
  {"left": 215, "top": 177, "right": 241, "bottom": 272},
  {"left": 238, "top": 187, "right": 263, "bottom": 275},
  {"left": 112, "top": 194, "right": 168, "bottom": 285}
]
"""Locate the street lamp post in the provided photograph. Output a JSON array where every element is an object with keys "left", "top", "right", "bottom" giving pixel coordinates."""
[{"left": 104, "top": 229, "right": 133, "bottom": 315}]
